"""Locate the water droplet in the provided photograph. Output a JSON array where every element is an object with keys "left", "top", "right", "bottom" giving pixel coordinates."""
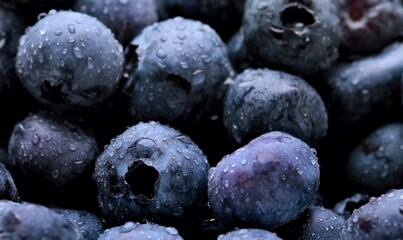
[
  {"left": 32, "top": 134, "right": 40, "bottom": 145},
  {"left": 179, "top": 61, "right": 188, "bottom": 69},
  {"left": 69, "top": 144, "right": 76, "bottom": 151},
  {"left": 53, "top": 30, "right": 63, "bottom": 36},
  {"left": 120, "top": 222, "right": 137, "bottom": 233},
  {"left": 67, "top": 36, "right": 75, "bottom": 43},
  {"left": 192, "top": 69, "right": 205, "bottom": 86},
  {"left": 118, "top": 0, "right": 129, "bottom": 4},
  {"left": 224, "top": 180, "right": 229, "bottom": 188},
  {"left": 68, "top": 24, "right": 76, "bottom": 34},
  {"left": 39, "top": 29, "right": 46, "bottom": 36},
  {"left": 73, "top": 47, "right": 85, "bottom": 58},
  {"left": 177, "top": 33, "right": 186, "bottom": 40},
  {"left": 241, "top": 159, "right": 247, "bottom": 165},
  {"left": 165, "top": 227, "right": 178, "bottom": 235},
  {"left": 201, "top": 54, "right": 211, "bottom": 63},
  {"left": 156, "top": 48, "right": 167, "bottom": 59},
  {"left": 62, "top": 48, "right": 67, "bottom": 55},
  {"left": 51, "top": 169, "right": 60, "bottom": 178},
  {"left": 0, "top": 37, "right": 6, "bottom": 49},
  {"left": 87, "top": 57, "right": 94, "bottom": 69}
]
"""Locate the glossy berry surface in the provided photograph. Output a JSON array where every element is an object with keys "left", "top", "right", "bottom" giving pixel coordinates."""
[
  {"left": 242, "top": 0, "right": 342, "bottom": 76},
  {"left": 124, "top": 17, "right": 233, "bottom": 126},
  {"left": 15, "top": 10, "right": 124, "bottom": 110},
  {"left": 338, "top": 0, "right": 403, "bottom": 54},
  {"left": 0, "top": 200, "right": 83, "bottom": 239},
  {"left": 341, "top": 188, "right": 403, "bottom": 239},
  {"left": 93, "top": 121, "right": 210, "bottom": 226},
  {"left": 7, "top": 111, "right": 99, "bottom": 187},
  {"left": 218, "top": 228, "right": 283, "bottom": 240},
  {"left": 98, "top": 221, "right": 184, "bottom": 240},
  {"left": 223, "top": 68, "right": 328, "bottom": 146},
  {"left": 208, "top": 131, "right": 320, "bottom": 230}
]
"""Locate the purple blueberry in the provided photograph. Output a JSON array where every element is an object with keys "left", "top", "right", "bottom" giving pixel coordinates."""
[
  {"left": 93, "top": 121, "right": 210, "bottom": 226},
  {"left": 223, "top": 68, "right": 328, "bottom": 147},
  {"left": 341, "top": 188, "right": 403, "bottom": 239},
  {"left": 124, "top": 17, "right": 234, "bottom": 126},
  {"left": 208, "top": 131, "right": 320, "bottom": 230},
  {"left": 242, "top": 0, "right": 342, "bottom": 76},
  {"left": 15, "top": 10, "right": 124, "bottom": 110}
]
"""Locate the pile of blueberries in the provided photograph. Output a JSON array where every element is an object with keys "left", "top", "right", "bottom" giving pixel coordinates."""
[{"left": 1, "top": 0, "right": 403, "bottom": 239}]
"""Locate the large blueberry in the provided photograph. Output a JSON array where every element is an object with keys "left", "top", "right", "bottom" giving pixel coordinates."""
[
  {"left": 223, "top": 68, "right": 328, "bottom": 147},
  {"left": 93, "top": 121, "right": 210, "bottom": 226},
  {"left": 320, "top": 42, "right": 403, "bottom": 122},
  {"left": 341, "top": 188, "right": 403, "bottom": 239},
  {"left": 208, "top": 131, "right": 320, "bottom": 230},
  {"left": 7, "top": 110, "right": 99, "bottom": 187},
  {"left": 345, "top": 123, "right": 403, "bottom": 195},
  {"left": 242, "top": 0, "right": 342, "bottom": 76},
  {"left": 15, "top": 10, "right": 124, "bottom": 110},
  {"left": 124, "top": 17, "right": 234, "bottom": 126}
]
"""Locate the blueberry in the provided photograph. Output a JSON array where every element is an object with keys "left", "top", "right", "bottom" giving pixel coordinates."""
[
  {"left": 338, "top": 0, "right": 403, "bottom": 54},
  {"left": 93, "top": 121, "right": 210, "bottom": 226},
  {"left": 7, "top": 110, "right": 99, "bottom": 188},
  {"left": 242, "top": 0, "right": 343, "bottom": 76},
  {"left": 208, "top": 131, "right": 320, "bottom": 230},
  {"left": 341, "top": 188, "right": 403, "bottom": 239},
  {"left": 223, "top": 68, "right": 328, "bottom": 147},
  {"left": 98, "top": 221, "right": 184, "bottom": 240},
  {"left": 319, "top": 42, "right": 403, "bottom": 122},
  {"left": 52, "top": 207, "right": 105, "bottom": 240},
  {"left": 0, "top": 160, "right": 19, "bottom": 202},
  {"left": 124, "top": 17, "right": 234, "bottom": 126},
  {"left": 15, "top": 10, "right": 124, "bottom": 110},
  {"left": 0, "top": 200, "right": 83, "bottom": 239},
  {"left": 344, "top": 123, "right": 403, "bottom": 195},
  {"left": 217, "top": 228, "right": 283, "bottom": 240},
  {"left": 288, "top": 205, "right": 345, "bottom": 240},
  {"left": 73, "top": 0, "right": 158, "bottom": 46}
]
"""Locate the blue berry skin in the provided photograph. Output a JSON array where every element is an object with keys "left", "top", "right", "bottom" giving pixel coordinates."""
[
  {"left": 208, "top": 131, "right": 320, "bottom": 230},
  {"left": 0, "top": 200, "right": 83, "bottom": 239},
  {"left": 291, "top": 205, "right": 345, "bottom": 240},
  {"left": 338, "top": 0, "right": 403, "bottom": 54},
  {"left": 345, "top": 123, "right": 403, "bottom": 196},
  {"left": 15, "top": 10, "right": 124, "bottom": 111},
  {"left": 124, "top": 17, "right": 234, "bottom": 126},
  {"left": 93, "top": 121, "right": 210, "bottom": 226},
  {"left": 223, "top": 68, "right": 328, "bottom": 147},
  {"left": 98, "top": 221, "right": 184, "bottom": 240},
  {"left": 242, "top": 0, "right": 342, "bottom": 76},
  {"left": 0, "top": 161, "right": 19, "bottom": 202},
  {"left": 7, "top": 111, "right": 99, "bottom": 188},
  {"left": 73, "top": 0, "right": 158, "bottom": 46},
  {"left": 218, "top": 228, "right": 283, "bottom": 240},
  {"left": 320, "top": 42, "right": 403, "bottom": 123},
  {"left": 52, "top": 207, "right": 105, "bottom": 240},
  {"left": 341, "top": 188, "right": 403, "bottom": 240}
]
